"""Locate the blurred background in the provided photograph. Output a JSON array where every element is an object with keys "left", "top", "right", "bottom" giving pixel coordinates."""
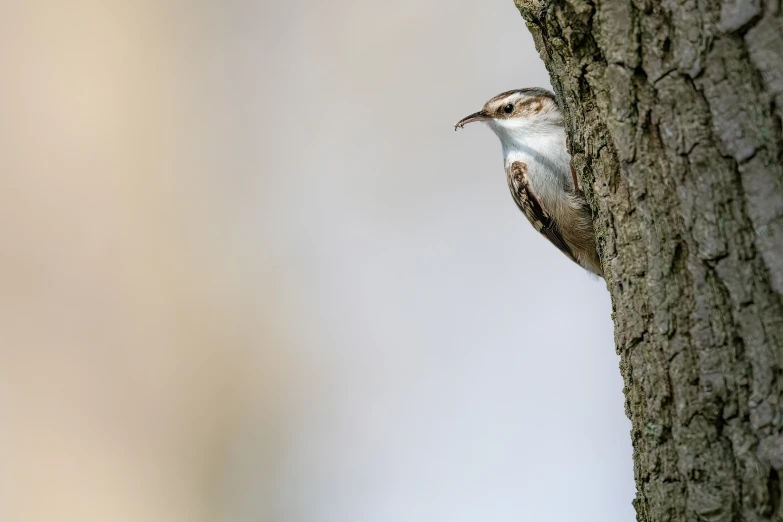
[{"left": 0, "top": 1, "right": 634, "bottom": 521}]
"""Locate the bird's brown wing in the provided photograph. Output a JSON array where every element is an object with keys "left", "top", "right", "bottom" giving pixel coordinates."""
[{"left": 507, "top": 161, "right": 577, "bottom": 263}]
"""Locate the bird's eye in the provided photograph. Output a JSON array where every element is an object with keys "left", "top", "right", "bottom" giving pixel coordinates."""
[{"left": 503, "top": 103, "right": 514, "bottom": 114}]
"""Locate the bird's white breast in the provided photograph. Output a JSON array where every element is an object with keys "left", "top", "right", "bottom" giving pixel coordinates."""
[{"left": 487, "top": 118, "right": 573, "bottom": 213}]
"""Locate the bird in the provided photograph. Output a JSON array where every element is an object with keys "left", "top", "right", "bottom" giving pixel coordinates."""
[{"left": 455, "top": 88, "right": 603, "bottom": 277}]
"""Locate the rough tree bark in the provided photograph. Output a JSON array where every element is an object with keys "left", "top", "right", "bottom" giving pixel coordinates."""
[{"left": 513, "top": 0, "right": 783, "bottom": 520}]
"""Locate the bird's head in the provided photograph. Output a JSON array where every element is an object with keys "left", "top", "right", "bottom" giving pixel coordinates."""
[{"left": 454, "top": 88, "right": 562, "bottom": 140}]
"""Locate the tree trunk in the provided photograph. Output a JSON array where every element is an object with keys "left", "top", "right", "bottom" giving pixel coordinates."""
[{"left": 513, "top": 0, "right": 783, "bottom": 520}]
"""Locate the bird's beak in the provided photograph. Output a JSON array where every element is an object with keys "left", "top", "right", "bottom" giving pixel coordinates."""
[{"left": 454, "top": 110, "right": 490, "bottom": 131}]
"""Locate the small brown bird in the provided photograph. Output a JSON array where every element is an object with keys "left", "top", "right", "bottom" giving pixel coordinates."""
[{"left": 456, "top": 88, "right": 602, "bottom": 277}]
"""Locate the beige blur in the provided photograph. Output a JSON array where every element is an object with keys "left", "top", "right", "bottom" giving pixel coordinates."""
[
  {"left": 0, "top": 2, "right": 284, "bottom": 521},
  {"left": 0, "top": 1, "right": 633, "bottom": 522}
]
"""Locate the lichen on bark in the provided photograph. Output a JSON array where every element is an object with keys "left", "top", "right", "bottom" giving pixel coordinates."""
[{"left": 513, "top": 0, "right": 783, "bottom": 520}]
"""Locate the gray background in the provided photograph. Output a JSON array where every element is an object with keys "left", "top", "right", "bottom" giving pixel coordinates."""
[{"left": 1, "top": 1, "right": 634, "bottom": 521}]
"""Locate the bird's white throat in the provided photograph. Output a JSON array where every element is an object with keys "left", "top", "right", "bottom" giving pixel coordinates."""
[{"left": 485, "top": 118, "right": 568, "bottom": 170}]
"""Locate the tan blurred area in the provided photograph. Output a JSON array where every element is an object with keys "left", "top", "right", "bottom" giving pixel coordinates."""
[
  {"left": 0, "top": 2, "right": 285, "bottom": 521},
  {"left": 0, "top": 1, "right": 633, "bottom": 521}
]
